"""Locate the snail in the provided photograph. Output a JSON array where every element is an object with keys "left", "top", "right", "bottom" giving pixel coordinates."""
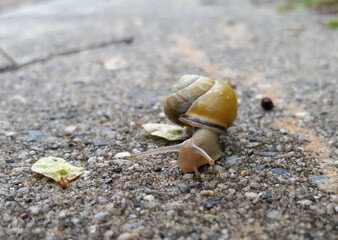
[{"left": 132, "top": 75, "right": 238, "bottom": 177}]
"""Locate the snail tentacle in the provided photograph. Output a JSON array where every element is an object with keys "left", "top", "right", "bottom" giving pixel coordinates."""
[{"left": 191, "top": 143, "right": 215, "bottom": 165}]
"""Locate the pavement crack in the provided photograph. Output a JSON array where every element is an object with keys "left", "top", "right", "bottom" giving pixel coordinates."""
[
  {"left": 0, "top": 36, "right": 134, "bottom": 73},
  {"left": 0, "top": 47, "right": 18, "bottom": 66}
]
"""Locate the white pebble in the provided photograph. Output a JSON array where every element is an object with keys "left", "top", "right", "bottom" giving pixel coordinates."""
[
  {"left": 64, "top": 125, "right": 77, "bottom": 133},
  {"left": 114, "top": 152, "right": 131, "bottom": 159},
  {"left": 117, "top": 232, "right": 137, "bottom": 240},
  {"left": 200, "top": 190, "right": 215, "bottom": 196},
  {"left": 28, "top": 206, "right": 40, "bottom": 215},
  {"left": 143, "top": 195, "right": 155, "bottom": 202},
  {"left": 182, "top": 173, "right": 194, "bottom": 180},
  {"left": 245, "top": 192, "right": 258, "bottom": 199},
  {"left": 298, "top": 199, "right": 313, "bottom": 206}
]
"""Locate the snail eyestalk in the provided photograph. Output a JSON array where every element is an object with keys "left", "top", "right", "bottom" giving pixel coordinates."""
[{"left": 192, "top": 143, "right": 215, "bottom": 165}]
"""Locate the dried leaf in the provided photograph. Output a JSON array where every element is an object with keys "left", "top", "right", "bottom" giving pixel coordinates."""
[
  {"left": 31, "top": 157, "right": 83, "bottom": 187},
  {"left": 142, "top": 123, "right": 191, "bottom": 141}
]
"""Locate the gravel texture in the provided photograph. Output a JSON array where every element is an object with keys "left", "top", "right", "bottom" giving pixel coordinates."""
[{"left": 0, "top": 0, "right": 337, "bottom": 239}]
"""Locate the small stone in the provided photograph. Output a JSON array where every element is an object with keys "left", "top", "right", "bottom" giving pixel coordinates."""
[
  {"left": 0, "top": 178, "right": 7, "bottom": 184},
  {"left": 58, "top": 210, "right": 67, "bottom": 219},
  {"left": 51, "top": 144, "right": 59, "bottom": 149},
  {"left": 261, "top": 194, "right": 273, "bottom": 204},
  {"left": 256, "top": 164, "right": 267, "bottom": 170},
  {"left": 143, "top": 195, "right": 155, "bottom": 202},
  {"left": 17, "top": 187, "right": 28, "bottom": 193},
  {"left": 30, "top": 146, "right": 44, "bottom": 152},
  {"left": 98, "top": 197, "right": 108, "bottom": 204},
  {"left": 100, "top": 178, "right": 112, "bottom": 184},
  {"left": 153, "top": 165, "right": 162, "bottom": 172},
  {"left": 182, "top": 173, "right": 194, "bottom": 180},
  {"left": 200, "top": 190, "right": 215, "bottom": 196},
  {"left": 167, "top": 210, "right": 175, "bottom": 216},
  {"left": 28, "top": 206, "right": 40, "bottom": 215},
  {"left": 279, "top": 128, "right": 288, "bottom": 134},
  {"left": 114, "top": 152, "right": 131, "bottom": 159},
  {"left": 204, "top": 198, "right": 221, "bottom": 209},
  {"left": 308, "top": 175, "right": 330, "bottom": 184},
  {"left": 27, "top": 130, "right": 44, "bottom": 141},
  {"left": 225, "top": 155, "right": 241, "bottom": 165},
  {"left": 245, "top": 192, "right": 258, "bottom": 199},
  {"left": 250, "top": 182, "right": 260, "bottom": 189},
  {"left": 100, "top": 127, "right": 117, "bottom": 139},
  {"left": 271, "top": 168, "right": 292, "bottom": 177},
  {"left": 112, "top": 167, "right": 123, "bottom": 173},
  {"left": 310, "top": 205, "right": 326, "bottom": 215},
  {"left": 241, "top": 170, "right": 250, "bottom": 176},
  {"left": 20, "top": 213, "right": 29, "bottom": 219},
  {"left": 93, "top": 141, "right": 110, "bottom": 147},
  {"left": 117, "top": 232, "right": 137, "bottom": 240},
  {"left": 266, "top": 210, "right": 282, "bottom": 220},
  {"left": 298, "top": 199, "right": 313, "bottom": 206},
  {"left": 259, "top": 152, "right": 279, "bottom": 157},
  {"left": 93, "top": 212, "right": 109, "bottom": 222},
  {"left": 6, "top": 159, "right": 15, "bottom": 163},
  {"left": 64, "top": 125, "right": 77, "bottom": 133},
  {"left": 6, "top": 196, "right": 15, "bottom": 201}
]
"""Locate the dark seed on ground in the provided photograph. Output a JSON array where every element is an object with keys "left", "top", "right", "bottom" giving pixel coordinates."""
[{"left": 261, "top": 97, "right": 274, "bottom": 110}]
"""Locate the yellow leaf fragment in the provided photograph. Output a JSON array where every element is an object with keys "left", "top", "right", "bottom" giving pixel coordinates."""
[
  {"left": 31, "top": 157, "right": 83, "bottom": 187},
  {"left": 142, "top": 123, "right": 191, "bottom": 141}
]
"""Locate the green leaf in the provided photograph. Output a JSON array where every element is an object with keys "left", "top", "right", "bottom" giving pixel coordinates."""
[
  {"left": 31, "top": 157, "right": 83, "bottom": 186},
  {"left": 142, "top": 123, "right": 191, "bottom": 141}
]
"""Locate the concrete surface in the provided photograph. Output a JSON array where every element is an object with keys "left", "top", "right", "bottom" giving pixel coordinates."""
[{"left": 0, "top": 0, "right": 337, "bottom": 239}]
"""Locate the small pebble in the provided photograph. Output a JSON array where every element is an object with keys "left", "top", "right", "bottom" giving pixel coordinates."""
[
  {"left": 117, "top": 233, "right": 137, "bottom": 240},
  {"left": 266, "top": 210, "right": 282, "bottom": 220},
  {"left": 182, "top": 173, "right": 194, "bottom": 180},
  {"left": 225, "top": 155, "right": 241, "bottom": 165},
  {"left": 271, "top": 168, "right": 292, "bottom": 177},
  {"left": 256, "top": 164, "right": 267, "bottom": 171},
  {"left": 93, "top": 141, "right": 110, "bottom": 147},
  {"left": 153, "top": 165, "right": 162, "bottom": 172},
  {"left": 200, "top": 190, "right": 215, "bottom": 196},
  {"left": 27, "top": 130, "right": 44, "bottom": 141},
  {"left": 308, "top": 175, "right": 330, "bottom": 184},
  {"left": 28, "top": 206, "right": 40, "bottom": 215},
  {"left": 143, "top": 195, "right": 155, "bottom": 202},
  {"left": 114, "top": 152, "right": 131, "bottom": 159},
  {"left": 6, "top": 159, "right": 15, "bottom": 163},
  {"left": 112, "top": 167, "right": 123, "bottom": 173},
  {"left": 204, "top": 198, "right": 221, "bottom": 209},
  {"left": 245, "top": 192, "right": 258, "bottom": 199},
  {"left": 93, "top": 212, "right": 109, "bottom": 222},
  {"left": 259, "top": 152, "right": 279, "bottom": 157},
  {"left": 64, "top": 125, "right": 77, "bottom": 133},
  {"left": 298, "top": 199, "right": 312, "bottom": 206}
]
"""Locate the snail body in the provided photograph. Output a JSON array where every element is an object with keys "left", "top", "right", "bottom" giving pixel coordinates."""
[{"left": 133, "top": 75, "right": 238, "bottom": 177}]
